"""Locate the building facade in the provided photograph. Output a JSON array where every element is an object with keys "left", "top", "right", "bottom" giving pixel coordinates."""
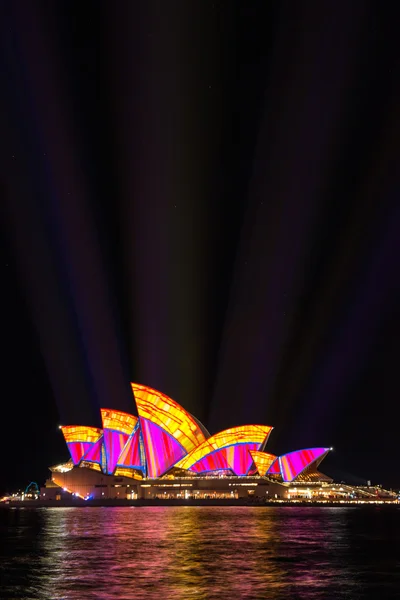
[{"left": 47, "top": 383, "right": 332, "bottom": 500}]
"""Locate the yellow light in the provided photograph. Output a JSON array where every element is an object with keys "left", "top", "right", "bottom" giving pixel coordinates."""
[
  {"left": 114, "top": 467, "right": 143, "bottom": 480},
  {"left": 174, "top": 425, "right": 273, "bottom": 471},
  {"left": 80, "top": 461, "right": 102, "bottom": 472},
  {"left": 61, "top": 426, "right": 102, "bottom": 443},
  {"left": 101, "top": 409, "right": 137, "bottom": 435},
  {"left": 131, "top": 383, "right": 207, "bottom": 453},
  {"left": 249, "top": 450, "right": 276, "bottom": 476}
]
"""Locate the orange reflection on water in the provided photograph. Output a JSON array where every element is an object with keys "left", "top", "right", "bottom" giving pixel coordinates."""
[{"left": 4, "top": 506, "right": 386, "bottom": 599}]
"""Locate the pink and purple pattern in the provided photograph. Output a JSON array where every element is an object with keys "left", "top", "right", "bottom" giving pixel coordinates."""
[
  {"left": 140, "top": 418, "right": 187, "bottom": 478},
  {"left": 117, "top": 429, "right": 142, "bottom": 469},
  {"left": 225, "top": 443, "right": 259, "bottom": 476},
  {"left": 267, "top": 458, "right": 281, "bottom": 475},
  {"left": 82, "top": 437, "right": 103, "bottom": 464},
  {"left": 67, "top": 442, "right": 93, "bottom": 465},
  {"left": 279, "top": 448, "right": 329, "bottom": 482},
  {"left": 189, "top": 448, "right": 230, "bottom": 473},
  {"left": 103, "top": 430, "right": 130, "bottom": 474}
]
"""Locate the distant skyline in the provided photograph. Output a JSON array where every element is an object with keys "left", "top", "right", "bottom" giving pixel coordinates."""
[{"left": 1, "top": 1, "right": 400, "bottom": 493}]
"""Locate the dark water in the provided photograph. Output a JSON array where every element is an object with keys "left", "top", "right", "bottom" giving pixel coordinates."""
[{"left": 1, "top": 506, "right": 400, "bottom": 599}]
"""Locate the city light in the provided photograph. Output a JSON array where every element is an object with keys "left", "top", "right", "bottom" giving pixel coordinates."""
[{"left": 12, "top": 383, "right": 396, "bottom": 506}]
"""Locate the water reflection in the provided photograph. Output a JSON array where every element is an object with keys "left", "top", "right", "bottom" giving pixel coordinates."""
[{"left": 0, "top": 506, "right": 399, "bottom": 599}]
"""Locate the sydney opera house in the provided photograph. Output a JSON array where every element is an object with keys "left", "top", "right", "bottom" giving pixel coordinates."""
[{"left": 46, "top": 383, "right": 333, "bottom": 501}]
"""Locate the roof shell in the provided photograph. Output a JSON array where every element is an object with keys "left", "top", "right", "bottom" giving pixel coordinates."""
[
  {"left": 100, "top": 409, "right": 138, "bottom": 435},
  {"left": 249, "top": 450, "right": 277, "bottom": 476},
  {"left": 174, "top": 425, "right": 272, "bottom": 471},
  {"left": 279, "top": 448, "right": 330, "bottom": 482},
  {"left": 61, "top": 426, "right": 102, "bottom": 443},
  {"left": 131, "top": 383, "right": 208, "bottom": 454}
]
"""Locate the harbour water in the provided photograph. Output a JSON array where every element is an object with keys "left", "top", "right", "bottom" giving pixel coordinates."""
[{"left": 1, "top": 506, "right": 399, "bottom": 599}]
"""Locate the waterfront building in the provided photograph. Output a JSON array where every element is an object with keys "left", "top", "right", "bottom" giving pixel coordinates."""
[{"left": 44, "top": 383, "right": 334, "bottom": 501}]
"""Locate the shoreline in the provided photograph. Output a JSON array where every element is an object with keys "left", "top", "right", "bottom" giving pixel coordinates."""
[{"left": 1, "top": 498, "right": 398, "bottom": 509}]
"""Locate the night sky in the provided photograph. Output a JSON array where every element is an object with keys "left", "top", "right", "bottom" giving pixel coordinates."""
[{"left": 1, "top": 1, "right": 399, "bottom": 494}]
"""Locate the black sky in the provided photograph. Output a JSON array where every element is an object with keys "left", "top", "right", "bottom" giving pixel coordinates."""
[{"left": 1, "top": 1, "right": 399, "bottom": 493}]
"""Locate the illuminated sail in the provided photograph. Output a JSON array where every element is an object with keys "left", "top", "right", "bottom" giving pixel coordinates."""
[
  {"left": 175, "top": 425, "right": 272, "bottom": 473},
  {"left": 61, "top": 426, "right": 102, "bottom": 465},
  {"left": 140, "top": 418, "right": 186, "bottom": 478},
  {"left": 249, "top": 451, "right": 277, "bottom": 476},
  {"left": 279, "top": 448, "right": 330, "bottom": 482},
  {"left": 101, "top": 409, "right": 138, "bottom": 475},
  {"left": 132, "top": 383, "right": 208, "bottom": 454}
]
